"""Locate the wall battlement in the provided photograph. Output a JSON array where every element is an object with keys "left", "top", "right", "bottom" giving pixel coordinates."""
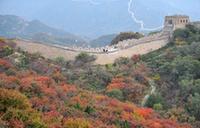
[{"left": 16, "top": 15, "right": 191, "bottom": 64}]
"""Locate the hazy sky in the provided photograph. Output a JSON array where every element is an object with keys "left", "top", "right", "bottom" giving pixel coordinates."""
[{"left": 0, "top": 0, "right": 199, "bottom": 37}]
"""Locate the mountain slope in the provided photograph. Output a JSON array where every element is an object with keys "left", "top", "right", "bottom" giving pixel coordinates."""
[
  {"left": 90, "top": 34, "right": 117, "bottom": 47},
  {"left": 0, "top": 37, "right": 191, "bottom": 128},
  {"left": 0, "top": 15, "right": 88, "bottom": 46},
  {"left": 142, "top": 24, "right": 200, "bottom": 127}
]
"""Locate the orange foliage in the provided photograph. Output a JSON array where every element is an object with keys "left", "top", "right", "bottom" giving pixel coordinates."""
[
  {"left": 121, "top": 111, "right": 135, "bottom": 121},
  {"left": 71, "top": 92, "right": 94, "bottom": 107},
  {"left": 142, "top": 119, "right": 191, "bottom": 128},
  {"left": 43, "top": 111, "right": 63, "bottom": 128},
  {"left": 42, "top": 87, "right": 57, "bottom": 96},
  {"left": 64, "top": 118, "right": 91, "bottom": 128},
  {"left": 106, "top": 77, "right": 127, "bottom": 91},
  {"left": 61, "top": 84, "right": 77, "bottom": 93},
  {"left": 0, "top": 57, "right": 192, "bottom": 128},
  {"left": 20, "top": 76, "right": 35, "bottom": 87},
  {"left": 135, "top": 108, "right": 153, "bottom": 119}
]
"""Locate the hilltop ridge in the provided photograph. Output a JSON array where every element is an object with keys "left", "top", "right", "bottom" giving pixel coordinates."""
[{"left": 0, "top": 15, "right": 88, "bottom": 46}]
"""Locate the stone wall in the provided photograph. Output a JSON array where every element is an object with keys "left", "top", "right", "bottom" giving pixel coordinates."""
[{"left": 51, "top": 29, "right": 171, "bottom": 54}]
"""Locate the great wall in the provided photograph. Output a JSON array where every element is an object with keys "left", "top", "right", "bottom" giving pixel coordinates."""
[{"left": 15, "top": 15, "right": 190, "bottom": 65}]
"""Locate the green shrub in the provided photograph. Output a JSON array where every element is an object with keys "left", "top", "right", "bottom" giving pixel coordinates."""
[
  {"left": 2, "top": 108, "right": 29, "bottom": 121},
  {"left": 84, "top": 106, "right": 95, "bottom": 114},
  {"left": 114, "top": 57, "right": 130, "bottom": 66},
  {"left": 145, "top": 94, "right": 166, "bottom": 109},
  {"left": 115, "top": 120, "right": 130, "bottom": 128},
  {"left": 54, "top": 56, "right": 66, "bottom": 66},
  {"left": 16, "top": 54, "right": 29, "bottom": 69},
  {"left": 5, "top": 68, "right": 16, "bottom": 76},
  {"left": 173, "top": 25, "right": 200, "bottom": 43},
  {"left": 75, "top": 52, "right": 96, "bottom": 63},
  {"left": 111, "top": 32, "right": 144, "bottom": 45},
  {"left": 73, "top": 103, "right": 82, "bottom": 110},
  {"left": 186, "top": 93, "right": 200, "bottom": 120},
  {"left": 106, "top": 89, "right": 124, "bottom": 100},
  {"left": 26, "top": 120, "right": 47, "bottom": 128},
  {"left": 153, "top": 103, "right": 163, "bottom": 110},
  {"left": 2, "top": 46, "right": 14, "bottom": 57}
]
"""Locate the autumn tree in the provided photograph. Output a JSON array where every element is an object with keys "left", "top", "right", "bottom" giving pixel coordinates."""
[{"left": 0, "top": 88, "right": 46, "bottom": 128}]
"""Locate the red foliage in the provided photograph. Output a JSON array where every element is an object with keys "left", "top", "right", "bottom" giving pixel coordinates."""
[
  {"left": 9, "top": 119, "right": 24, "bottom": 128},
  {"left": 35, "top": 76, "right": 51, "bottom": 85},
  {"left": 31, "top": 97, "right": 49, "bottom": 108},
  {"left": 0, "top": 74, "right": 19, "bottom": 89},
  {"left": 0, "top": 57, "right": 192, "bottom": 128},
  {"left": 0, "top": 59, "right": 12, "bottom": 69},
  {"left": 122, "top": 103, "right": 136, "bottom": 113}
]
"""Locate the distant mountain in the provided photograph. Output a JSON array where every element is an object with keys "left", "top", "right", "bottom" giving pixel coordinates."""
[
  {"left": 0, "top": 15, "right": 88, "bottom": 46},
  {"left": 0, "top": 0, "right": 199, "bottom": 37},
  {"left": 90, "top": 34, "right": 117, "bottom": 47}
]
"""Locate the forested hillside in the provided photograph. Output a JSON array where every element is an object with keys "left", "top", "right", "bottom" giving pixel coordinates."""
[
  {"left": 0, "top": 31, "right": 192, "bottom": 127},
  {"left": 142, "top": 24, "right": 200, "bottom": 127}
]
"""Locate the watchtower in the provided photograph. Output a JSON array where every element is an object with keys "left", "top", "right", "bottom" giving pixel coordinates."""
[{"left": 164, "top": 15, "right": 190, "bottom": 30}]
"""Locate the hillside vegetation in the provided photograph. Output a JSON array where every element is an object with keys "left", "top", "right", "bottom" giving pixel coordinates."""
[
  {"left": 0, "top": 33, "right": 191, "bottom": 127},
  {"left": 110, "top": 32, "right": 144, "bottom": 45},
  {"left": 142, "top": 24, "right": 200, "bottom": 127}
]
